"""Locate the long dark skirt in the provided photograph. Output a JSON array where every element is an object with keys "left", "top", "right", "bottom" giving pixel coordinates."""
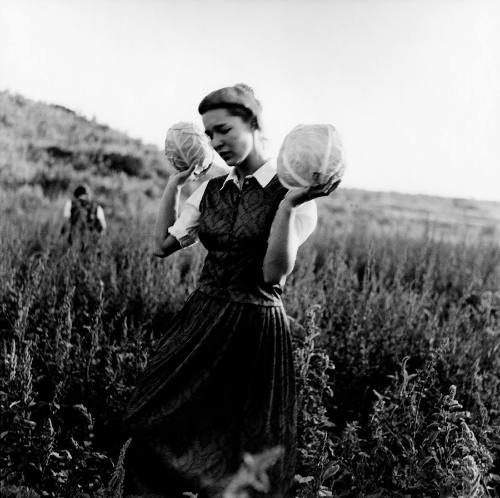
[{"left": 123, "top": 289, "right": 297, "bottom": 497}]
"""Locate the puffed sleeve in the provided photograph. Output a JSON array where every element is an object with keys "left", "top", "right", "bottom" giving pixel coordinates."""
[
  {"left": 167, "top": 181, "right": 209, "bottom": 248},
  {"left": 294, "top": 200, "right": 318, "bottom": 246},
  {"left": 96, "top": 205, "right": 107, "bottom": 230},
  {"left": 63, "top": 200, "right": 72, "bottom": 218}
]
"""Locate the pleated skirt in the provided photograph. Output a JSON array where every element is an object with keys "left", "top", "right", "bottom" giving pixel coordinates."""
[{"left": 123, "top": 289, "right": 296, "bottom": 498}]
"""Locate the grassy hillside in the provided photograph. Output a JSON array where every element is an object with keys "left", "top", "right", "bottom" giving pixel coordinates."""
[
  {"left": 0, "top": 91, "right": 169, "bottom": 187},
  {"left": 0, "top": 91, "right": 231, "bottom": 222},
  {"left": 317, "top": 189, "right": 500, "bottom": 244},
  {"left": 1, "top": 90, "right": 499, "bottom": 243}
]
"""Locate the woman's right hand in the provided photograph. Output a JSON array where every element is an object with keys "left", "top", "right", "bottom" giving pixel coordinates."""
[{"left": 167, "top": 164, "right": 197, "bottom": 187}]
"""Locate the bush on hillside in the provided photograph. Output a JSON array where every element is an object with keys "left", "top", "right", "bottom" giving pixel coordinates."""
[
  {"left": 103, "top": 153, "right": 148, "bottom": 178},
  {"left": 30, "top": 167, "right": 75, "bottom": 198}
]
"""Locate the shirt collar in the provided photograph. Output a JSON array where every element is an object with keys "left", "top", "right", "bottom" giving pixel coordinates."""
[{"left": 220, "top": 158, "right": 276, "bottom": 190}]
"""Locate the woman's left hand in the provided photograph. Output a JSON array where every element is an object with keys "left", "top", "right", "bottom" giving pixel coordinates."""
[{"left": 284, "top": 176, "right": 341, "bottom": 207}]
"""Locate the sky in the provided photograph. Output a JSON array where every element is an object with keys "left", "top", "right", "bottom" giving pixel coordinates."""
[{"left": 1, "top": 0, "right": 499, "bottom": 201}]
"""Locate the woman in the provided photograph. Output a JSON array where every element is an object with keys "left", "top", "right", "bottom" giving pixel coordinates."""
[{"left": 123, "top": 84, "right": 339, "bottom": 497}]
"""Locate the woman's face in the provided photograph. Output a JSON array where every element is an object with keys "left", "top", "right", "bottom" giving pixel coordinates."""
[{"left": 202, "top": 108, "right": 255, "bottom": 166}]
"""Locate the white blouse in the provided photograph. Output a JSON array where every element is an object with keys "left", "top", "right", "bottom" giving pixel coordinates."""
[{"left": 168, "top": 159, "right": 318, "bottom": 248}]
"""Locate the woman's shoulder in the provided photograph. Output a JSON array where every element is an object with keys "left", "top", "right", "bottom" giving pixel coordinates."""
[
  {"left": 186, "top": 173, "right": 228, "bottom": 201},
  {"left": 194, "top": 174, "right": 230, "bottom": 208},
  {"left": 206, "top": 174, "right": 229, "bottom": 189}
]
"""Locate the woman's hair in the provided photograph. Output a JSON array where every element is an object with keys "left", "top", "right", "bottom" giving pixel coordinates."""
[
  {"left": 220, "top": 103, "right": 260, "bottom": 130},
  {"left": 73, "top": 185, "right": 89, "bottom": 198},
  {"left": 198, "top": 83, "right": 263, "bottom": 130}
]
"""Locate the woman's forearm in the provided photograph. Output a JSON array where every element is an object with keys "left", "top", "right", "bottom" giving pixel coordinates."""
[
  {"left": 263, "top": 198, "right": 299, "bottom": 284},
  {"left": 154, "top": 181, "right": 181, "bottom": 253}
]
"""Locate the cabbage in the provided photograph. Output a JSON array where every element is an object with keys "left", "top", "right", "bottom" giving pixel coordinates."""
[
  {"left": 277, "top": 124, "right": 345, "bottom": 190},
  {"left": 165, "top": 122, "right": 214, "bottom": 177}
]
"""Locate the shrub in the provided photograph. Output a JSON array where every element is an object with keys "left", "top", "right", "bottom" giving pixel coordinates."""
[{"left": 103, "top": 153, "right": 146, "bottom": 178}]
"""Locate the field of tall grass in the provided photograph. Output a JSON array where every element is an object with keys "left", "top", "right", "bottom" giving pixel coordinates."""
[{"left": 1, "top": 192, "right": 500, "bottom": 498}]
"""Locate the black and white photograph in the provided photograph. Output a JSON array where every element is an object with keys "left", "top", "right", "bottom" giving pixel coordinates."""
[{"left": 1, "top": 0, "right": 499, "bottom": 497}]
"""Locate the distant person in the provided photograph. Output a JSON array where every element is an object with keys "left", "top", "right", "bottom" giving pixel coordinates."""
[{"left": 61, "top": 185, "right": 106, "bottom": 245}]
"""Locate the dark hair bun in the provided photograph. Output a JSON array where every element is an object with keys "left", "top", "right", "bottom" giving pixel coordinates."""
[
  {"left": 234, "top": 83, "right": 255, "bottom": 95},
  {"left": 198, "top": 84, "right": 262, "bottom": 126}
]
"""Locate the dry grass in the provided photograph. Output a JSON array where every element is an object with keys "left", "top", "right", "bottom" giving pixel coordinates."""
[{"left": 1, "top": 195, "right": 500, "bottom": 496}]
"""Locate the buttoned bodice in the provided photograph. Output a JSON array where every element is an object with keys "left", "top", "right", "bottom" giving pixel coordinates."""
[{"left": 197, "top": 174, "right": 288, "bottom": 305}]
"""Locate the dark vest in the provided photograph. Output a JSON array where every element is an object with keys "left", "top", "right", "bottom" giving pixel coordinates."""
[
  {"left": 197, "top": 174, "right": 288, "bottom": 305},
  {"left": 68, "top": 198, "right": 102, "bottom": 244}
]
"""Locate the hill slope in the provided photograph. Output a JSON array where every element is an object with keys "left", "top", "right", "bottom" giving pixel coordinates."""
[
  {"left": 0, "top": 91, "right": 226, "bottom": 218},
  {"left": 1, "top": 90, "right": 499, "bottom": 242},
  {"left": 317, "top": 188, "right": 500, "bottom": 242},
  {"left": 0, "top": 91, "right": 168, "bottom": 189}
]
